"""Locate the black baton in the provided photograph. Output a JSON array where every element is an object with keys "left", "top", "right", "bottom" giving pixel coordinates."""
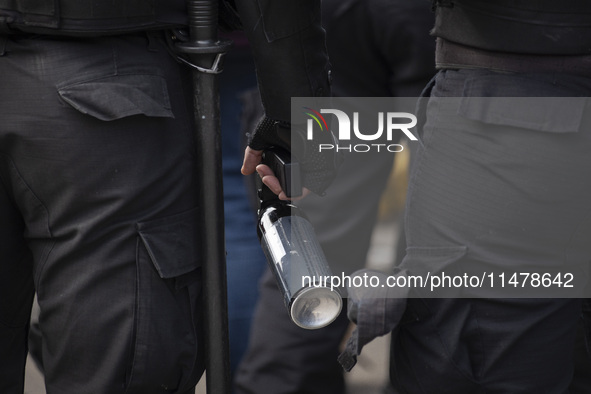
[{"left": 176, "top": 2, "right": 233, "bottom": 393}]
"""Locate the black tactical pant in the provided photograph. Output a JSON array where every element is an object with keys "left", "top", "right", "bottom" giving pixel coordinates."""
[
  {"left": 0, "top": 33, "right": 204, "bottom": 394},
  {"left": 391, "top": 69, "right": 591, "bottom": 393}
]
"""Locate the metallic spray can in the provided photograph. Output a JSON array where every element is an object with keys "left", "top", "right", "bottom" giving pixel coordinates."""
[{"left": 256, "top": 148, "right": 342, "bottom": 329}]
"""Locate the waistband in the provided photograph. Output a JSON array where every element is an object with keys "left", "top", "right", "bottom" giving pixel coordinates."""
[{"left": 436, "top": 38, "right": 591, "bottom": 79}]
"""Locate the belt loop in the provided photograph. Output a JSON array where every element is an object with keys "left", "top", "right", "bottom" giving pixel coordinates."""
[
  {"left": 0, "top": 35, "right": 7, "bottom": 56},
  {"left": 145, "top": 31, "right": 160, "bottom": 52}
]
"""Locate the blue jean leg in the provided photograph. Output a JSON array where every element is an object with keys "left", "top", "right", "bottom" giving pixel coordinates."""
[{"left": 219, "top": 47, "right": 268, "bottom": 379}]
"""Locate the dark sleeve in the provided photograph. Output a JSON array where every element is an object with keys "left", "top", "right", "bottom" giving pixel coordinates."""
[
  {"left": 320, "top": 0, "right": 434, "bottom": 98},
  {"left": 234, "top": 0, "right": 332, "bottom": 122},
  {"left": 369, "top": 0, "right": 436, "bottom": 97}
]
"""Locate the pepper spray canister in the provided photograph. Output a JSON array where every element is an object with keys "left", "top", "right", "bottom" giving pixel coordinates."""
[{"left": 256, "top": 148, "right": 342, "bottom": 329}]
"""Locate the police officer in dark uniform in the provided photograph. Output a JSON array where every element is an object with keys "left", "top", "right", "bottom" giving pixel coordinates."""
[
  {"left": 0, "top": 1, "right": 333, "bottom": 393},
  {"left": 235, "top": 1, "right": 435, "bottom": 393},
  {"left": 335, "top": 1, "right": 591, "bottom": 393}
]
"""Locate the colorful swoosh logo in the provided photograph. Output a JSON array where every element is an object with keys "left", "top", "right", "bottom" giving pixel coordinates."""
[{"left": 303, "top": 107, "right": 329, "bottom": 131}]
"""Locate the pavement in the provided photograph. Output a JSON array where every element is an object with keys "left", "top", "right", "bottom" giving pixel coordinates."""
[{"left": 24, "top": 219, "right": 399, "bottom": 394}]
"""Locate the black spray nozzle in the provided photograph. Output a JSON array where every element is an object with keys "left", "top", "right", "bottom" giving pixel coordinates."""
[{"left": 258, "top": 147, "right": 302, "bottom": 203}]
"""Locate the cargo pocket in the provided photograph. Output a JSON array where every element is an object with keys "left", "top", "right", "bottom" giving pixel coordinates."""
[
  {"left": 126, "top": 208, "right": 204, "bottom": 394},
  {"left": 393, "top": 246, "right": 486, "bottom": 393},
  {"left": 58, "top": 73, "right": 173, "bottom": 121}
]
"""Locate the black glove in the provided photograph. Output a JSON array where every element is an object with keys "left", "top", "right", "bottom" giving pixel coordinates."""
[
  {"left": 248, "top": 115, "right": 342, "bottom": 196},
  {"left": 338, "top": 269, "right": 408, "bottom": 372}
]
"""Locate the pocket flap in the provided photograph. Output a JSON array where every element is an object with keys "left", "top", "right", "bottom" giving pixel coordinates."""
[
  {"left": 58, "top": 74, "right": 173, "bottom": 121},
  {"left": 460, "top": 75, "right": 587, "bottom": 133},
  {"left": 137, "top": 208, "right": 200, "bottom": 279}
]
